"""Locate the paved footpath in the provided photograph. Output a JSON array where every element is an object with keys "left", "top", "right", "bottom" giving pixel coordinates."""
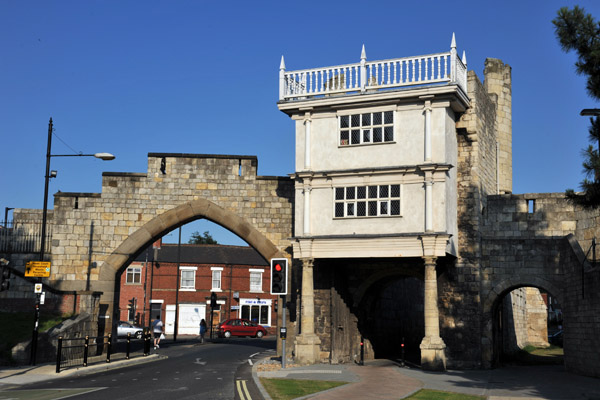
[{"left": 255, "top": 360, "right": 600, "bottom": 400}]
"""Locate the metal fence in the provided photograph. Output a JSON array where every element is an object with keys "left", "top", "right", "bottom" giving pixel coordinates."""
[
  {"left": 56, "top": 331, "right": 154, "bottom": 373},
  {"left": 56, "top": 335, "right": 112, "bottom": 372},
  {"left": 0, "top": 220, "right": 51, "bottom": 254}
]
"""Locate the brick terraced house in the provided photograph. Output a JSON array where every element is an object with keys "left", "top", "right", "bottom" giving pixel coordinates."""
[{"left": 119, "top": 241, "right": 276, "bottom": 336}]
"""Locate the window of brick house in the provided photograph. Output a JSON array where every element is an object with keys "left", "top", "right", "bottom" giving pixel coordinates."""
[
  {"left": 211, "top": 267, "right": 223, "bottom": 291},
  {"left": 180, "top": 266, "right": 197, "bottom": 290},
  {"left": 126, "top": 266, "right": 142, "bottom": 284},
  {"left": 249, "top": 269, "right": 264, "bottom": 292}
]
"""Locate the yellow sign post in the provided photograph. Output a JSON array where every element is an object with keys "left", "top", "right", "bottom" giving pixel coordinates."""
[{"left": 25, "top": 261, "right": 51, "bottom": 278}]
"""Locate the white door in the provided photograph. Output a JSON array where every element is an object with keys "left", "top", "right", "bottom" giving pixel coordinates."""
[
  {"left": 165, "top": 305, "right": 176, "bottom": 335},
  {"left": 178, "top": 304, "right": 205, "bottom": 335}
]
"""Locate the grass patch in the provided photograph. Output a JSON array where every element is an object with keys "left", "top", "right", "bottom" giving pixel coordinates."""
[
  {"left": 0, "top": 312, "right": 72, "bottom": 364},
  {"left": 405, "top": 389, "right": 485, "bottom": 400},
  {"left": 259, "top": 378, "right": 348, "bottom": 400},
  {"left": 503, "top": 344, "right": 564, "bottom": 365}
]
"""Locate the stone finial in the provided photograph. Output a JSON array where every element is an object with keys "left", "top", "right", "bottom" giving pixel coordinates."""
[
  {"left": 361, "top": 44, "right": 366, "bottom": 61},
  {"left": 280, "top": 55, "right": 286, "bottom": 70},
  {"left": 451, "top": 33, "right": 456, "bottom": 49},
  {"left": 462, "top": 51, "right": 467, "bottom": 66}
]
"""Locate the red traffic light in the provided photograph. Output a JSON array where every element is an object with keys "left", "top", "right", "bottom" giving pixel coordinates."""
[{"left": 275, "top": 263, "right": 282, "bottom": 272}]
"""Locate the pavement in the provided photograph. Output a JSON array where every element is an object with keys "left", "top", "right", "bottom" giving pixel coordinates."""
[
  {"left": 1, "top": 347, "right": 600, "bottom": 399},
  {"left": 253, "top": 359, "right": 600, "bottom": 400}
]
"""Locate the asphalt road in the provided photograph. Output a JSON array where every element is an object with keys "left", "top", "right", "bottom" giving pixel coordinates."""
[{"left": 7, "top": 337, "right": 276, "bottom": 400}]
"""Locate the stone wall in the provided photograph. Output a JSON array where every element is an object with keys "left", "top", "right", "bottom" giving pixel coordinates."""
[
  {"left": 442, "top": 59, "right": 510, "bottom": 369},
  {"left": 481, "top": 193, "right": 600, "bottom": 377},
  {"left": 563, "top": 236, "right": 600, "bottom": 378},
  {"left": 483, "top": 58, "right": 512, "bottom": 194},
  {"left": 502, "top": 287, "right": 548, "bottom": 353},
  {"left": 47, "top": 154, "right": 293, "bottom": 289}
]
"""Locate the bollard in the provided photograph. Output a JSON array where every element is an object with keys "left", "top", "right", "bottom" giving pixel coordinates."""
[
  {"left": 359, "top": 336, "right": 364, "bottom": 366},
  {"left": 106, "top": 334, "right": 112, "bottom": 363},
  {"left": 401, "top": 337, "right": 405, "bottom": 367},
  {"left": 126, "top": 333, "right": 131, "bottom": 360},
  {"left": 83, "top": 336, "right": 89, "bottom": 367},
  {"left": 56, "top": 336, "right": 63, "bottom": 373},
  {"left": 143, "top": 329, "right": 150, "bottom": 356}
]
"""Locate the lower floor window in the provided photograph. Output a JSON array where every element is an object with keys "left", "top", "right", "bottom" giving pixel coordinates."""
[
  {"left": 334, "top": 184, "right": 401, "bottom": 218},
  {"left": 241, "top": 304, "right": 270, "bottom": 325}
]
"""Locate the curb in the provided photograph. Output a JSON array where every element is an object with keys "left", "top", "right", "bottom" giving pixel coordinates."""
[
  {"left": 251, "top": 357, "right": 273, "bottom": 400},
  {"left": 0, "top": 354, "right": 165, "bottom": 387}
]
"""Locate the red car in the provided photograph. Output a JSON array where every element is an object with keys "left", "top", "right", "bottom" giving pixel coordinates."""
[{"left": 217, "top": 318, "right": 267, "bottom": 338}]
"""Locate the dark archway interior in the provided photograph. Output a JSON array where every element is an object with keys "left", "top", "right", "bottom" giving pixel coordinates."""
[
  {"left": 492, "top": 285, "right": 563, "bottom": 367},
  {"left": 359, "top": 276, "right": 424, "bottom": 364}
]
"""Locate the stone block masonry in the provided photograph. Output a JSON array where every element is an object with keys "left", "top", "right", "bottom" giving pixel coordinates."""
[{"left": 5, "top": 153, "right": 294, "bottom": 341}]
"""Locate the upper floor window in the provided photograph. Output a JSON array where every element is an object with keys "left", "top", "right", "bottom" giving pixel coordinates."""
[
  {"left": 126, "top": 267, "right": 142, "bottom": 284},
  {"left": 249, "top": 269, "right": 264, "bottom": 292},
  {"left": 211, "top": 267, "right": 223, "bottom": 291},
  {"left": 334, "top": 184, "right": 401, "bottom": 218},
  {"left": 180, "top": 266, "right": 197, "bottom": 290},
  {"left": 339, "top": 111, "right": 394, "bottom": 146}
]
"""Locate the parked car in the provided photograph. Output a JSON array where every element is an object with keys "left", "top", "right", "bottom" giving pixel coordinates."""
[
  {"left": 117, "top": 321, "right": 143, "bottom": 339},
  {"left": 548, "top": 329, "right": 563, "bottom": 347},
  {"left": 217, "top": 318, "right": 267, "bottom": 338}
]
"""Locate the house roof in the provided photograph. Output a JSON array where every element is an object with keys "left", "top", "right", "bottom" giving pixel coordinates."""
[{"left": 134, "top": 244, "right": 268, "bottom": 266}]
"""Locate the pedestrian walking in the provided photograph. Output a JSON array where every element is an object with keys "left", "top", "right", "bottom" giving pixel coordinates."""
[
  {"left": 199, "top": 319, "right": 207, "bottom": 343},
  {"left": 152, "top": 315, "right": 163, "bottom": 349}
]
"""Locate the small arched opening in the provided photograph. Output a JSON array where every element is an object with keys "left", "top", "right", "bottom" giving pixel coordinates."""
[{"left": 487, "top": 281, "right": 564, "bottom": 368}]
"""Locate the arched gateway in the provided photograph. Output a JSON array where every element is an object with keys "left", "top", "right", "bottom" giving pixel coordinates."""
[
  {"left": 44, "top": 153, "right": 294, "bottom": 330},
  {"left": 98, "top": 198, "right": 286, "bottom": 324}
]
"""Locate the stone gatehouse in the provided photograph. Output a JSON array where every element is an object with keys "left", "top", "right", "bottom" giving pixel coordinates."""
[{"left": 2, "top": 36, "right": 599, "bottom": 377}]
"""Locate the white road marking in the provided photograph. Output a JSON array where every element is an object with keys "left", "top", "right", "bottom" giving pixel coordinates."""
[
  {"left": 53, "top": 387, "right": 107, "bottom": 400},
  {"left": 249, "top": 352, "right": 259, "bottom": 358}
]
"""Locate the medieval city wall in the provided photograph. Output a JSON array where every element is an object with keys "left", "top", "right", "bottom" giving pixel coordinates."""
[
  {"left": 45, "top": 154, "right": 294, "bottom": 291},
  {"left": 482, "top": 193, "right": 600, "bottom": 377}
]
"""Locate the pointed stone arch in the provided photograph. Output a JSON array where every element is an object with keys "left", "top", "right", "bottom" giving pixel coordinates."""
[
  {"left": 480, "top": 277, "right": 564, "bottom": 368},
  {"left": 93, "top": 198, "right": 284, "bottom": 323}
]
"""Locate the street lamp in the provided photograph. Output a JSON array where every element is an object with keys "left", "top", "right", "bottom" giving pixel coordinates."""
[
  {"left": 32, "top": 118, "right": 115, "bottom": 365},
  {"left": 39, "top": 118, "right": 115, "bottom": 261}
]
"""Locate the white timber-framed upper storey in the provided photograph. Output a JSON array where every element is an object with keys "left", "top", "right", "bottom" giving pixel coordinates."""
[{"left": 278, "top": 34, "right": 469, "bottom": 260}]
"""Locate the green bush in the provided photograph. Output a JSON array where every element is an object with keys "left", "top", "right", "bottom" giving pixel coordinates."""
[{"left": 0, "top": 311, "right": 72, "bottom": 365}]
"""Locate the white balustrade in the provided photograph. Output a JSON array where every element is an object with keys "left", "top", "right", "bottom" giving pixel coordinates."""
[{"left": 280, "top": 36, "right": 467, "bottom": 100}]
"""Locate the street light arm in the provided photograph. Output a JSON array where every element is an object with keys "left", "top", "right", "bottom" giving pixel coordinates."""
[
  {"left": 580, "top": 108, "right": 600, "bottom": 116},
  {"left": 50, "top": 152, "right": 116, "bottom": 160}
]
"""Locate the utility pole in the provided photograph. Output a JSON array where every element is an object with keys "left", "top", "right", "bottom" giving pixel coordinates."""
[{"left": 174, "top": 227, "right": 182, "bottom": 341}]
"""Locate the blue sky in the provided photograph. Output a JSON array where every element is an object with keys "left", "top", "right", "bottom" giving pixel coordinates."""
[{"left": 1, "top": 0, "right": 599, "bottom": 245}]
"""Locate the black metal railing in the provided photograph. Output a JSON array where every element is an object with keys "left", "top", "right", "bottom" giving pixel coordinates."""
[
  {"left": 0, "top": 220, "right": 52, "bottom": 254},
  {"left": 56, "top": 334, "right": 112, "bottom": 373},
  {"left": 56, "top": 330, "right": 154, "bottom": 373}
]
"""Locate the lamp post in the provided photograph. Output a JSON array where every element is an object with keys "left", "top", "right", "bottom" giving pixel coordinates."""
[
  {"left": 31, "top": 117, "right": 115, "bottom": 365},
  {"left": 39, "top": 118, "right": 115, "bottom": 262},
  {"left": 4, "top": 207, "right": 14, "bottom": 228},
  {"left": 580, "top": 109, "right": 600, "bottom": 159}
]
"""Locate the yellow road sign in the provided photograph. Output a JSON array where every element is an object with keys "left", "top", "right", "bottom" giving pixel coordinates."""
[{"left": 25, "top": 261, "right": 51, "bottom": 277}]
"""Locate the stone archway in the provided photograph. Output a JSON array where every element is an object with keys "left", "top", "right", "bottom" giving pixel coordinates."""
[
  {"left": 93, "top": 198, "right": 284, "bottom": 327},
  {"left": 481, "top": 278, "right": 564, "bottom": 368}
]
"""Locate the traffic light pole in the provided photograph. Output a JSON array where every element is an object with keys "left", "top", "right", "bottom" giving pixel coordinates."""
[{"left": 281, "top": 294, "right": 286, "bottom": 369}]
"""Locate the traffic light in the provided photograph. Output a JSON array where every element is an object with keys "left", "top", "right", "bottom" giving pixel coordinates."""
[
  {"left": 270, "top": 258, "right": 288, "bottom": 295},
  {"left": 210, "top": 292, "right": 217, "bottom": 308},
  {"left": 0, "top": 266, "right": 10, "bottom": 292}
]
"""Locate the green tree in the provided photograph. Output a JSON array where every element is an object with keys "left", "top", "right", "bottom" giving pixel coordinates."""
[
  {"left": 188, "top": 230, "right": 218, "bottom": 244},
  {"left": 553, "top": 6, "right": 600, "bottom": 208}
]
